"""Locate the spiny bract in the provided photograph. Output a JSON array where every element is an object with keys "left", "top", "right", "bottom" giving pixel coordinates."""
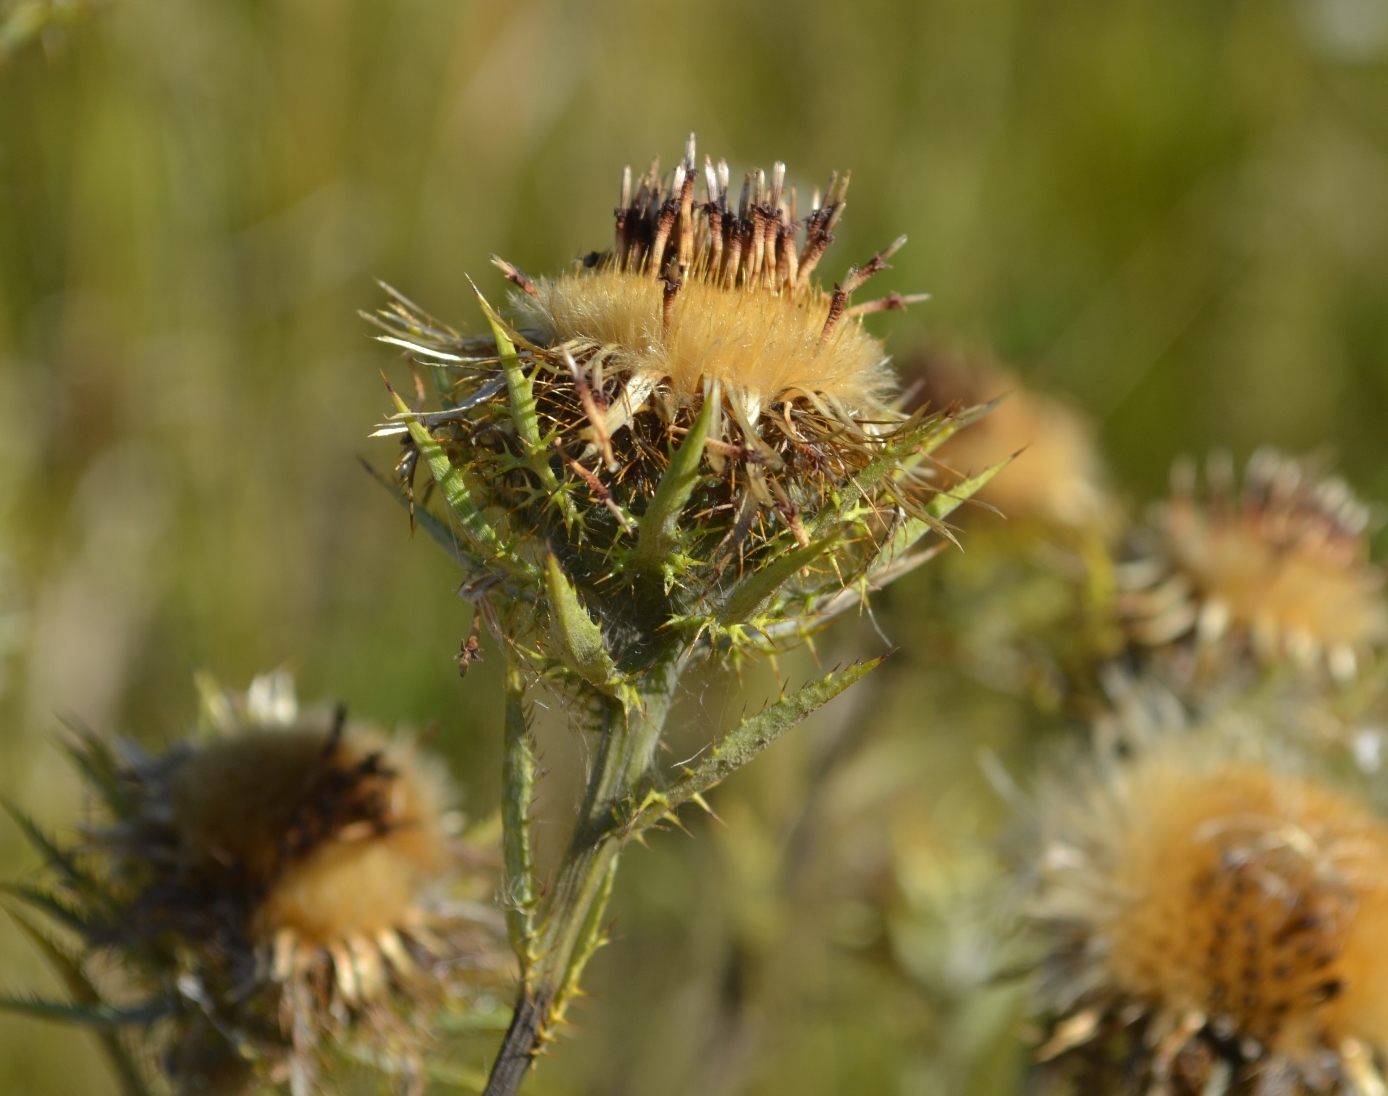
[
  {"left": 370, "top": 135, "right": 991, "bottom": 685},
  {"left": 1028, "top": 726, "right": 1388, "bottom": 1096},
  {"left": 6, "top": 672, "right": 509, "bottom": 1096}
]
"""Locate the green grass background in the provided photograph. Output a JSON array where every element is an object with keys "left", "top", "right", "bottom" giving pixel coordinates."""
[{"left": 2, "top": 0, "right": 1387, "bottom": 1092}]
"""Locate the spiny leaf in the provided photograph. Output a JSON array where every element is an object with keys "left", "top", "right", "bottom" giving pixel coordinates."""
[
  {"left": 633, "top": 394, "right": 716, "bottom": 573},
  {"left": 388, "top": 386, "right": 534, "bottom": 580},
  {"left": 1, "top": 802, "right": 107, "bottom": 907},
  {"left": 553, "top": 857, "right": 617, "bottom": 1029},
  {"left": 0, "top": 883, "right": 96, "bottom": 938},
  {"left": 3, "top": 907, "right": 154, "bottom": 1096},
  {"left": 56, "top": 720, "right": 135, "bottom": 821},
  {"left": 801, "top": 412, "right": 947, "bottom": 542},
  {"left": 633, "top": 656, "right": 886, "bottom": 831},
  {"left": 924, "top": 453, "right": 1012, "bottom": 523},
  {"left": 470, "top": 282, "right": 536, "bottom": 448},
  {"left": 718, "top": 533, "right": 840, "bottom": 626},
  {"left": 358, "top": 456, "right": 482, "bottom": 573},
  {"left": 914, "top": 396, "right": 1000, "bottom": 456},
  {"left": 469, "top": 278, "right": 557, "bottom": 495},
  {"left": 544, "top": 555, "right": 616, "bottom": 687},
  {"left": 866, "top": 452, "right": 1012, "bottom": 570}
]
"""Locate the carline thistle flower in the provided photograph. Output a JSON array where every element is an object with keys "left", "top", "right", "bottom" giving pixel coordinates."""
[
  {"left": 2, "top": 673, "right": 508, "bottom": 1096},
  {"left": 367, "top": 136, "right": 997, "bottom": 1096},
  {"left": 1116, "top": 449, "right": 1388, "bottom": 682},
  {"left": 1028, "top": 728, "right": 1388, "bottom": 1096},
  {"left": 369, "top": 133, "right": 991, "bottom": 681}
]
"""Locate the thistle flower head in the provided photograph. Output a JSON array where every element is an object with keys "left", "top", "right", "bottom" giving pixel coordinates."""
[
  {"left": 1117, "top": 449, "right": 1387, "bottom": 681},
  {"left": 1028, "top": 727, "right": 1388, "bottom": 1095},
  {"left": 370, "top": 136, "right": 989, "bottom": 687},
  {"left": 903, "top": 349, "right": 1110, "bottom": 531},
  {"left": 515, "top": 148, "right": 898, "bottom": 413},
  {"left": 6, "top": 673, "right": 508, "bottom": 1095}
]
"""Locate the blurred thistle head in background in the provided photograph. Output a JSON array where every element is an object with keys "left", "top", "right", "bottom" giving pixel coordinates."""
[
  {"left": 1116, "top": 449, "right": 1387, "bottom": 683},
  {"left": 1026, "top": 721, "right": 1388, "bottom": 1096},
  {"left": 370, "top": 134, "right": 989, "bottom": 687},
  {"left": 5, "top": 672, "right": 508, "bottom": 1096},
  {"left": 901, "top": 348, "right": 1111, "bottom": 533}
]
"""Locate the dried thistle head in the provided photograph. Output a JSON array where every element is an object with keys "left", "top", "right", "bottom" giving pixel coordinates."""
[
  {"left": 882, "top": 351, "right": 1119, "bottom": 710},
  {"left": 369, "top": 135, "right": 991, "bottom": 689},
  {"left": 5, "top": 672, "right": 509, "bottom": 1096},
  {"left": 902, "top": 348, "right": 1111, "bottom": 531},
  {"left": 1027, "top": 724, "right": 1388, "bottom": 1096},
  {"left": 1117, "top": 449, "right": 1387, "bottom": 681}
]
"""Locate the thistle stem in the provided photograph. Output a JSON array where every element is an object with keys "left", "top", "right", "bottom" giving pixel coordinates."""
[{"left": 483, "top": 655, "right": 686, "bottom": 1096}]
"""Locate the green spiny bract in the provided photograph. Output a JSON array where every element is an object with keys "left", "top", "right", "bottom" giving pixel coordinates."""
[{"left": 369, "top": 134, "right": 997, "bottom": 697}]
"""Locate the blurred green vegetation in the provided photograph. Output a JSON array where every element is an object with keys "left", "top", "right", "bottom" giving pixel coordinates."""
[{"left": 3, "top": 0, "right": 1388, "bottom": 1092}]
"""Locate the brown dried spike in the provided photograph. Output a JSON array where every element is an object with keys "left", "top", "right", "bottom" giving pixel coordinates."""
[
  {"left": 648, "top": 194, "right": 678, "bottom": 279},
  {"left": 722, "top": 217, "right": 745, "bottom": 288},
  {"left": 661, "top": 260, "right": 682, "bottom": 338},
  {"left": 784, "top": 189, "right": 800, "bottom": 284},
  {"left": 820, "top": 286, "right": 849, "bottom": 346},
  {"left": 564, "top": 350, "right": 616, "bottom": 471},
  {"left": 704, "top": 205, "right": 725, "bottom": 283},
  {"left": 796, "top": 172, "right": 842, "bottom": 286},
  {"left": 846, "top": 291, "right": 931, "bottom": 318},
  {"left": 553, "top": 438, "right": 632, "bottom": 532},
  {"left": 775, "top": 222, "right": 795, "bottom": 289},
  {"left": 841, "top": 235, "right": 907, "bottom": 295},
  {"left": 748, "top": 206, "right": 767, "bottom": 285},
  {"left": 677, "top": 166, "right": 696, "bottom": 272},
  {"left": 490, "top": 256, "right": 539, "bottom": 298}
]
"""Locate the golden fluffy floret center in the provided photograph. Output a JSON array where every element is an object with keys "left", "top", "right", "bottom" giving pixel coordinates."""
[
  {"left": 1171, "top": 518, "right": 1388, "bottom": 650},
  {"left": 519, "top": 269, "right": 890, "bottom": 407},
  {"left": 165, "top": 727, "right": 453, "bottom": 947},
  {"left": 1095, "top": 761, "right": 1388, "bottom": 1057}
]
